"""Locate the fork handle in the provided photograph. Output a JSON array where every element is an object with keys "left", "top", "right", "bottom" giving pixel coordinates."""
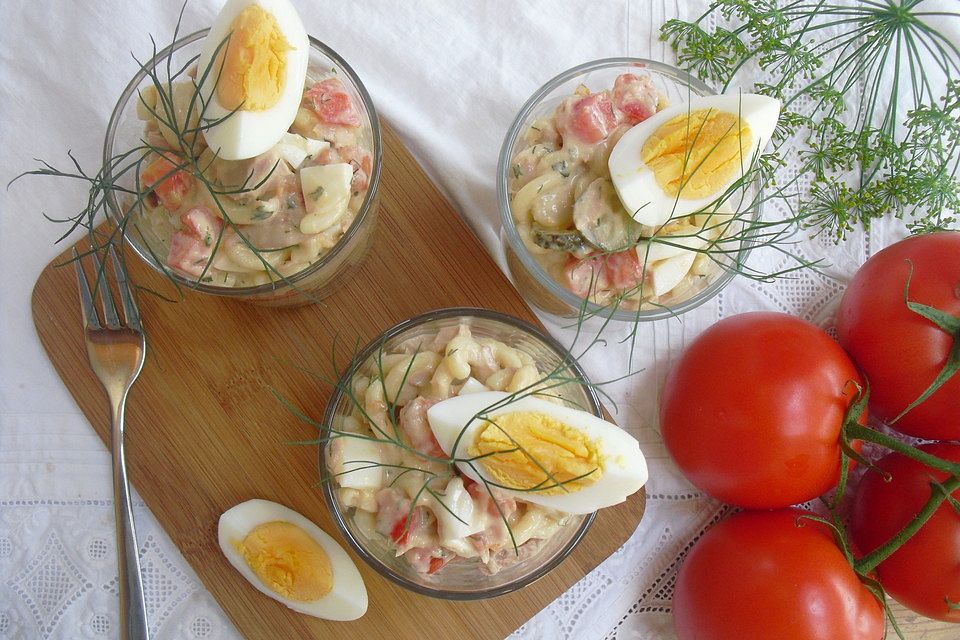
[{"left": 112, "top": 394, "right": 151, "bottom": 640}]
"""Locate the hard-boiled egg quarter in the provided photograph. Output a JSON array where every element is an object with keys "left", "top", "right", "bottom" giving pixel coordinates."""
[
  {"left": 608, "top": 94, "right": 781, "bottom": 226},
  {"left": 196, "top": 0, "right": 309, "bottom": 160},
  {"left": 218, "top": 499, "right": 367, "bottom": 620},
  {"left": 426, "top": 392, "right": 648, "bottom": 515}
]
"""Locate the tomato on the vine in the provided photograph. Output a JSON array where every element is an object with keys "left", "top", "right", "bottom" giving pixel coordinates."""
[
  {"left": 850, "top": 443, "right": 960, "bottom": 623},
  {"left": 660, "top": 312, "right": 864, "bottom": 508},
  {"left": 673, "top": 509, "right": 884, "bottom": 640},
  {"left": 836, "top": 231, "right": 960, "bottom": 440}
]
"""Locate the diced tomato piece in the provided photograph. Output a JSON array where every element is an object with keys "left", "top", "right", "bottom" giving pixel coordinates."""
[
  {"left": 390, "top": 515, "right": 409, "bottom": 545},
  {"left": 557, "top": 92, "right": 620, "bottom": 144},
  {"left": 141, "top": 153, "right": 193, "bottom": 211},
  {"left": 387, "top": 506, "right": 435, "bottom": 552},
  {"left": 179, "top": 207, "right": 222, "bottom": 246},
  {"left": 427, "top": 555, "right": 452, "bottom": 574},
  {"left": 403, "top": 548, "right": 449, "bottom": 575},
  {"left": 305, "top": 78, "right": 361, "bottom": 127},
  {"left": 315, "top": 146, "right": 337, "bottom": 165},
  {"left": 604, "top": 249, "right": 645, "bottom": 291},
  {"left": 376, "top": 488, "right": 412, "bottom": 543},
  {"left": 564, "top": 255, "right": 610, "bottom": 298},
  {"left": 612, "top": 73, "right": 660, "bottom": 125},
  {"left": 167, "top": 231, "right": 213, "bottom": 277},
  {"left": 344, "top": 146, "right": 373, "bottom": 193},
  {"left": 313, "top": 144, "right": 372, "bottom": 193}
]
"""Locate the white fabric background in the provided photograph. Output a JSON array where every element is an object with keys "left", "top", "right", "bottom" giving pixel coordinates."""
[{"left": 0, "top": 1, "right": 953, "bottom": 639}]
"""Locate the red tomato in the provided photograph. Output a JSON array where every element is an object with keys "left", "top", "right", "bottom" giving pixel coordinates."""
[
  {"left": 140, "top": 153, "right": 193, "bottom": 211},
  {"left": 179, "top": 207, "right": 222, "bottom": 245},
  {"left": 167, "top": 232, "right": 213, "bottom": 277},
  {"left": 612, "top": 73, "right": 659, "bottom": 124},
  {"left": 557, "top": 93, "right": 620, "bottom": 144},
  {"left": 338, "top": 145, "right": 373, "bottom": 194},
  {"left": 602, "top": 249, "right": 645, "bottom": 291},
  {"left": 427, "top": 555, "right": 452, "bottom": 574},
  {"left": 836, "top": 232, "right": 960, "bottom": 440},
  {"left": 563, "top": 255, "right": 610, "bottom": 298},
  {"left": 850, "top": 444, "right": 960, "bottom": 623},
  {"left": 305, "top": 78, "right": 361, "bottom": 127},
  {"left": 660, "top": 312, "right": 864, "bottom": 508},
  {"left": 673, "top": 509, "right": 885, "bottom": 640}
]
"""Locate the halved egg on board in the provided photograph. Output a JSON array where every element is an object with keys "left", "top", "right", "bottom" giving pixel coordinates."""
[
  {"left": 608, "top": 94, "right": 781, "bottom": 227},
  {"left": 196, "top": 0, "right": 309, "bottom": 160},
  {"left": 427, "top": 391, "right": 648, "bottom": 515},
  {"left": 218, "top": 499, "right": 367, "bottom": 620}
]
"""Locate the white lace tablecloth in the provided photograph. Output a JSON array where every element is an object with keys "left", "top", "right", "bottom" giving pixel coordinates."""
[{"left": 0, "top": 1, "right": 942, "bottom": 639}]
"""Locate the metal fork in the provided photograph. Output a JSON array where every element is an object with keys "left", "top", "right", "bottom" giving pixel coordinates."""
[{"left": 74, "top": 245, "right": 151, "bottom": 640}]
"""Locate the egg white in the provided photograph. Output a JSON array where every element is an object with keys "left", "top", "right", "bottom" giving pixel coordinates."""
[
  {"left": 218, "top": 499, "right": 367, "bottom": 620},
  {"left": 608, "top": 94, "right": 781, "bottom": 226},
  {"left": 426, "top": 392, "right": 648, "bottom": 515},
  {"left": 197, "top": 0, "right": 309, "bottom": 160}
]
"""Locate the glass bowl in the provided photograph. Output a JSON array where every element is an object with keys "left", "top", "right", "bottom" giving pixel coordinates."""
[
  {"left": 497, "top": 58, "right": 760, "bottom": 321},
  {"left": 319, "top": 308, "right": 598, "bottom": 599},
  {"left": 103, "top": 29, "right": 382, "bottom": 307}
]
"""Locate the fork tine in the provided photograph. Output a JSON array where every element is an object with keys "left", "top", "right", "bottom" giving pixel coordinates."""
[
  {"left": 91, "top": 249, "right": 122, "bottom": 329},
  {"left": 73, "top": 248, "right": 102, "bottom": 330},
  {"left": 109, "top": 245, "right": 142, "bottom": 331}
]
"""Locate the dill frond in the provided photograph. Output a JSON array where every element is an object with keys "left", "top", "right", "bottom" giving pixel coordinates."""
[{"left": 661, "top": 0, "right": 960, "bottom": 238}]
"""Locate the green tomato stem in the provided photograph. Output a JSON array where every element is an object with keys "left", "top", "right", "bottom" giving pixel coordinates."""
[
  {"left": 844, "top": 423, "right": 960, "bottom": 477},
  {"left": 854, "top": 474, "right": 960, "bottom": 575}
]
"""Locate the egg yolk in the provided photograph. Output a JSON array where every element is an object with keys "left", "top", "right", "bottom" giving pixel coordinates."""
[
  {"left": 469, "top": 412, "right": 602, "bottom": 494},
  {"left": 234, "top": 521, "right": 333, "bottom": 602},
  {"left": 641, "top": 108, "right": 753, "bottom": 199},
  {"left": 216, "top": 5, "right": 292, "bottom": 111}
]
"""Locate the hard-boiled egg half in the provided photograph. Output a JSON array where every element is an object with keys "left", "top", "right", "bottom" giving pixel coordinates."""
[
  {"left": 427, "top": 392, "right": 647, "bottom": 515},
  {"left": 196, "top": 0, "right": 309, "bottom": 160},
  {"left": 608, "top": 94, "right": 781, "bottom": 227},
  {"left": 218, "top": 499, "right": 367, "bottom": 620}
]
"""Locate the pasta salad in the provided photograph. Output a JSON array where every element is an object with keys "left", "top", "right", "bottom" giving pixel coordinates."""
[
  {"left": 134, "top": 74, "right": 374, "bottom": 287},
  {"left": 327, "top": 323, "right": 577, "bottom": 576},
  {"left": 507, "top": 72, "right": 733, "bottom": 310}
]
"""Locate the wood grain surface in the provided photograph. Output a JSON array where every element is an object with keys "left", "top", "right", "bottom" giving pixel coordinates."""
[{"left": 31, "top": 123, "right": 646, "bottom": 640}]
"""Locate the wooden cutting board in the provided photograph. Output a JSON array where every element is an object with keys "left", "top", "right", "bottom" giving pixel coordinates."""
[{"left": 31, "top": 123, "right": 645, "bottom": 640}]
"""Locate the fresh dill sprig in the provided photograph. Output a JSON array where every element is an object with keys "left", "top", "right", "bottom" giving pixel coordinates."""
[{"left": 661, "top": 0, "right": 960, "bottom": 238}]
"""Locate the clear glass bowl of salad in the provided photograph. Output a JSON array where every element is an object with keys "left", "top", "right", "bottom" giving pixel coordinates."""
[
  {"left": 103, "top": 29, "right": 382, "bottom": 306},
  {"left": 320, "top": 308, "right": 597, "bottom": 599},
  {"left": 498, "top": 58, "right": 760, "bottom": 321}
]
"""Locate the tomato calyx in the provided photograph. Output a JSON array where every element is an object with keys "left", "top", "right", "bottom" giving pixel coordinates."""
[{"left": 890, "top": 261, "right": 960, "bottom": 424}]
